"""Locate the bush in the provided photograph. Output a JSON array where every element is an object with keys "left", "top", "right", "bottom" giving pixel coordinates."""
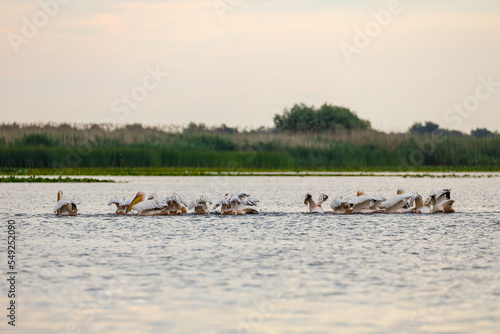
[{"left": 274, "top": 103, "right": 371, "bottom": 133}]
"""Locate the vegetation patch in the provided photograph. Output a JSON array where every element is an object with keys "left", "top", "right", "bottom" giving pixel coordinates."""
[
  {"left": 0, "top": 175, "right": 115, "bottom": 183},
  {"left": 0, "top": 103, "right": 498, "bottom": 172}
]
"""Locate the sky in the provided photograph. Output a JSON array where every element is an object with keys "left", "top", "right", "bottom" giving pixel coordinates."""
[{"left": 1, "top": 0, "right": 499, "bottom": 133}]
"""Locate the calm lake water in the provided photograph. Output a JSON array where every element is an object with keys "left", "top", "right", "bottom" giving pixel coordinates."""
[{"left": 1, "top": 176, "right": 499, "bottom": 333}]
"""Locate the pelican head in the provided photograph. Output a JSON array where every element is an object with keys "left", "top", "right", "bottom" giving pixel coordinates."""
[
  {"left": 126, "top": 191, "right": 145, "bottom": 213},
  {"left": 57, "top": 190, "right": 63, "bottom": 201},
  {"left": 304, "top": 192, "right": 312, "bottom": 204},
  {"left": 397, "top": 188, "right": 405, "bottom": 195},
  {"left": 357, "top": 190, "right": 365, "bottom": 197},
  {"left": 425, "top": 192, "right": 437, "bottom": 207}
]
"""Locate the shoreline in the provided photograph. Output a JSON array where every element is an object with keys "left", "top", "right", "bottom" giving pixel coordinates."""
[{"left": 1, "top": 168, "right": 499, "bottom": 179}]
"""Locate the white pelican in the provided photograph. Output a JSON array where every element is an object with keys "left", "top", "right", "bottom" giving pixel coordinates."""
[
  {"left": 380, "top": 194, "right": 415, "bottom": 213},
  {"left": 213, "top": 192, "right": 260, "bottom": 215},
  {"left": 108, "top": 195, "right": 136, "bottom": 214},
  {"left": 163, "top": 193, "right": 188, "bottom": 215},
  {"left": 330, "top": 197, "right": 353, "bottom": 214},
  {"left": 380, "top": 188, "right": 416, "bottom": 213},
  {"left": 188, "top": 196, "right": 212, "bottom": 214},
  {"left": 430, "top": 188, "right": 455, "bottom": 213},
  {"left": 413, "top": 189, "right": 455, "bottom": 213},
  {"left": 54, "top": 190, "right": 78, "bottom": 216},
  {"left": 236, "top": 192, "right": 260, "bottom": 214},
  {"left": 213, "top": 196, "right": 231, "bottom": 214},
  {"left": 126, "top": 192, "right": 166, "bottom": 216},
  {"left": 349, "top": 190, "right": 385, "bottom": 214},
  {"left": 304, "top": 193, "right": 328, "bottom": 213},
  {"left": 413, "top": 193, "right": 433, "bottom": 214}
]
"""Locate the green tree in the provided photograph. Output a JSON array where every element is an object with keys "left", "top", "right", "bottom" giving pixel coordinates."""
[
  {"left": 471, "top": 128, "right": 494, "bottom": 138},
  {"left": 273, "top": 103, "right": 370, "bottom": 133},
  {"left": 409, "top": 122, "right": 440, "bottom": 135}
]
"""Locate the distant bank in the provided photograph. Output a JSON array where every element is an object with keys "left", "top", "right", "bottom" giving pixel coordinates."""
[
  {"left": 1, "top": 106, "right": 499, "bottom": 172},
  {"left": 1, "top": 167, "right": 499, "bottom": 178}
]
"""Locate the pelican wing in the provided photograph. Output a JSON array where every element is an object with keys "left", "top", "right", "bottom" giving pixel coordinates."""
[
  {"left": 213, "top": 198, "right": 228, "bottom": 209},
  {"left": 200, "top": 196, "right": 211, "bottom": 205},
  {"left": 148, "top": 193, "right": 159, "bottom": 201},
  {"left": 351, "top": 196, "right": 372, "bottom": 207},
  {"left": 330, "top": 197, "right": 345, "bottom": 210},
  {"left": 54, "top": 200, "right": 69, "bottom": 213},
  {"left": 242, "top": 197, "right": 258, "bottom": 206},
  {"left": 247, "top": 196, "right": 259, "bottom": 203},
  {"left": 229, "top": 194, "right": 241, "bottom": 204},
  {"left": 366, "top": 195, "right": 386, "bottom": 202},
  {"left": 132, "top": 200, "right": 163, "bottom": 212},
  {"left": 410, "top": 193, "right": 421, "bottom": 207},
  {"left": 188, "top": 200, "right": 196, "bottom": 210},
  {"left": 380, "top": 194, "right": 411, "bottom": 210},
  {"left": 236, "top": 192, "right": 251, "bottom": 198},
  {"left": 108, "top": 196, "right": 120, "bottom": 206},
  {"left": 171, "top": 195, "right": 181, "bottom": 204},
  {"left": 435, "top": 188, "right": 451, "bottom": 197},
  {"left": 120, "top": 197, "right": 135, "bottom": 206},
  {"left": 54, "top": 200, "right": 78, "bottom": 213},
  {"left": 194, "top": 196, "right": 211, "bottom": 206},
  {"left": 435, "top": 188, "right": 451, "bottom": 202}
]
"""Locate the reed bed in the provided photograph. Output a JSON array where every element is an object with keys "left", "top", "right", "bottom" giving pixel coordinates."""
[{"left": 1, "top": 123, "right": 499, "bottom": 170}]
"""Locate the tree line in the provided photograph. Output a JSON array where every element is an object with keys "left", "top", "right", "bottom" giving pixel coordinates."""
[{"left": 0, "top": 103, "right": 498, "bottom": 170}]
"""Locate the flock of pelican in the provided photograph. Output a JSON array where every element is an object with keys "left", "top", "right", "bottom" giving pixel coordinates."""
[
  {"left": 53, "top": 188, "right": 455, "bottom": 216},
  {"left": 54, "top": 191, "right": 260, "bottom": 216},
  {"left": 305, "top": 188, "right": 456, "bottom": 214}
]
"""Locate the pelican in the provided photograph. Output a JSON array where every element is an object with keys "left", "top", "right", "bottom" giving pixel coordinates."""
[
  {"left": 430, "top": 188, "right": 455, "bottom": 213},
  {"left": 304, "top": 193, "right": 328, "bottom": 213},
  {"left": 236, "top": 192, "right": 260, "bottom": 214},
  {"left": 126, "top": 192, "right": 166, "bottom": 216},
  {"left": 213, "top": 196, "right": 231, "bottom": 214},
  {"left": 380, "top": 188, "right": 416, "bottom": 213},
  {"left": 163, "top": 193, "right": 188, "bottom": 215},
  {"left": 330, "top": 197, "right": 354, "bottom": 214},
  {"left": 213, "top": 192, "right": 260, "bottom": 215},
  {"left": 188, "top": 196, "right": 212, "bottom": 214},
  {"left": 108, "top": 195, "right": 136, "bottom": 214},
  {"left": 414, "top": 193, "right": 433, "bottom": 214},
  {"left": 413, "top": 189, "right": 455, "bottom": 213},
  {"left": 54, "top": 190, "right": 78, "bottom": 216},
  {"left": 349, "top": 190, "right": 385, "bottom": 213}
]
